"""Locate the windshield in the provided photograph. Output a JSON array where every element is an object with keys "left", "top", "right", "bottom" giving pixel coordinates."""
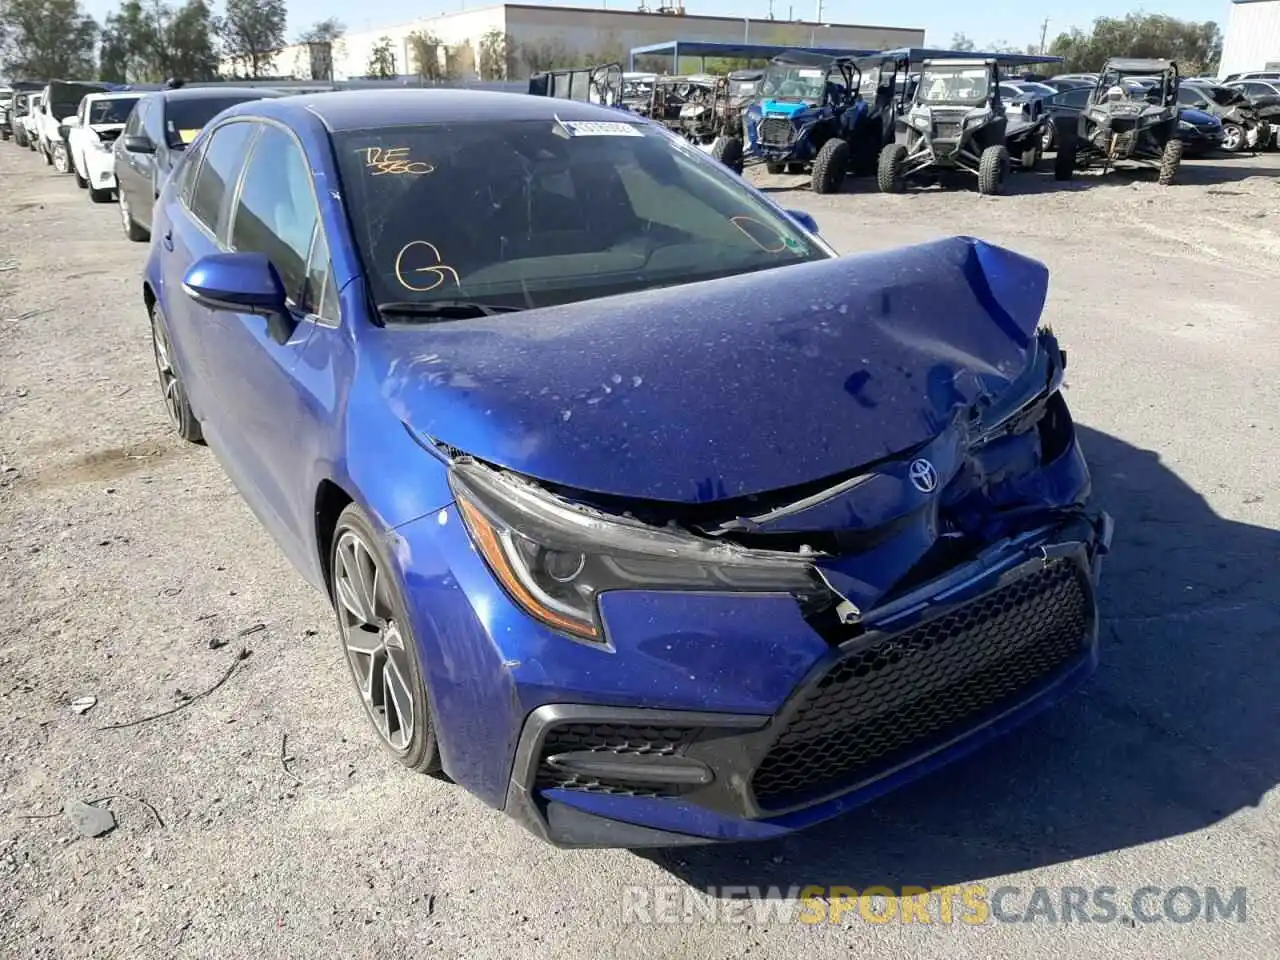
[
  {"left": 917, "top": 66, "right": 990, "bottom": 105},
  {"left": 89, "top": 97, "right": 139, "bottom": 125},
  {"left": 761, "top": 65, "right": 829, "bottom": 101},
  {"left": 164, "top": 95, "right": 267, "bottom": 147},
  {"left": 334, "top": 119, "right": 826, "bottom": 315},
  {"left": 728, "top": 77, "right": 761, "bottom": 99},
  {"left": 1018, "top": 81, "right": 1057, "bottom": 96}
]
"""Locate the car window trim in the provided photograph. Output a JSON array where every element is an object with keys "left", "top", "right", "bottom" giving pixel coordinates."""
[{"left": 225, "top": 116, "right": 339, "bottom": 329}]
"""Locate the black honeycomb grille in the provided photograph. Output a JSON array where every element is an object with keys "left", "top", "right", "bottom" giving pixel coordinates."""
[
  {"left": 751, "top": 560, "right": 1092, "bottom": 809},
  {"left": 759, "top": 117, "right": 797, "bottom": 147},
  {"left": 534, "top": 723, "right": 699, "bottom": 799}
]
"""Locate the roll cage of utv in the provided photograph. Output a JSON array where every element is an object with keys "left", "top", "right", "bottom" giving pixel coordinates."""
[
  {"left": 1053, "top": 57, "right": 1183, "bottom": 185},
  {"left": 645, "top": 74, "right": 722, "bottom": 143},
  {"left": 712, "top": 68, "right": 765, "bottom": 138},
  {"left": 527, "top": 63, "right": 625, "bottom": 109},
  {"left": 875, "top": 56, "right": 1051, "bottom": 195},
  {"left": 709, "top": 50, "right": 876, "bottom": 194}
]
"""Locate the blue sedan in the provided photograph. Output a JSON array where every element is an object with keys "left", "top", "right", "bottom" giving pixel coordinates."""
[{"left": 142, "top": 89, "right": 1112, "bottom": 848}]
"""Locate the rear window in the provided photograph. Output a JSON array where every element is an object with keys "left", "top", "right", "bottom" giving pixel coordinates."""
[{"left": 164, "top": 95, "right": 268, "bottom": 147}]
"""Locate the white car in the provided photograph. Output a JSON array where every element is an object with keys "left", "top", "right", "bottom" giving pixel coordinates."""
[
  {"left": 66, "top": 91, "right": 143, "bottom": 202},
  {"left": 18, "top": 93, "right": 43, "bottom": 150}
]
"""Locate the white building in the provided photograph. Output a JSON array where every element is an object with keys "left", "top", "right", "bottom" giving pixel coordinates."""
[
  {"left": 1219, "top": 0, "right": 1280, "bottom": 78},
  {"left": 225, "top": 3, "right": 924, "bottom": 81}
]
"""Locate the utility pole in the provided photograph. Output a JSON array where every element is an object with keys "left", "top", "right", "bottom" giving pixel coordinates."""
[
  {"left": 816, "top": 0, "right": 824, "bottom": 23},
  {"left": 1038, "top": 18, "right": 1049, "bottom": 55}
]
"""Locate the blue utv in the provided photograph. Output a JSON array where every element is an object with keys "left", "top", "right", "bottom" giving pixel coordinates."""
[{"left": 709, "top": 51, "right": 881, "bottom": 193}]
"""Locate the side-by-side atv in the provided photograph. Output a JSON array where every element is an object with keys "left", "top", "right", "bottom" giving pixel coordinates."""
[
  {"left": 1053, "top": 58, "right": 1183, "bottom": 185},
  {"left": 877, "top": 58, "right": 1046, "bottom": 195},
  {"left": 708, "top": 51, "right": 880, "bottom": 193}
]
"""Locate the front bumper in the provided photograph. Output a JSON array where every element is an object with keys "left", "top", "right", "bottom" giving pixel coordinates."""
[
  {"left": 83, "top": 147, "right": 117, "bottom": 189},
  {"left": 498, "top": 509, "right": 1112, "bottom": 848}
]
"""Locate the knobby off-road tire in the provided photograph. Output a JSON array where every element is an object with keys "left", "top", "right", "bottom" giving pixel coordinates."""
[
  {"left": 811, "top": 137, "right": 849, "bottom": 194},
  {"left": 1054, "top": 142, "right": 1077, "bottom": 181},
  {"left": 1158, "top": 138, "right": 1183, "bottom": 186},
  {"left": 977, "top": 144, "right": 1009, "bottom": 195},
  {"left": 877, "top": 143, "right": 907, "bottom": 193},
  {"left": 710, "top": 135, "right": 744, "bottom": 174}
]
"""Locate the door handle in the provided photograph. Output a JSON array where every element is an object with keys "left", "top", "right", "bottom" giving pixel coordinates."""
[{"left": 162, "top": 230, "right": 174, "bottom": 252}]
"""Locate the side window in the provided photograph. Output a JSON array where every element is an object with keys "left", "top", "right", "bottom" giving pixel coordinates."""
[
  {"left": 229, "top": 124, "right": 320, "bottom": 305},
  {"left": 125, "top": 99, "right": 147, "bottom": 136},
  {"left": 189, "top": 120, "right": 258, "bottom": 238},
  {"left": 143, "top": 99, "right": 165, "bottom": 146},
  {"left": 175, "top": 134, "right": 209, "bottom": 207},
  {"left": 1177, "top": 87, "right": 1202, "bottom": 107}
]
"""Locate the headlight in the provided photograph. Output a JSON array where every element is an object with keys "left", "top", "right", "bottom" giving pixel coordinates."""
[
  {"left": 449, "top": 459, "right": 827, "bottom": 642},
  {"left": 1178, "top": 120, "right": 1194, "bottom": 131}
]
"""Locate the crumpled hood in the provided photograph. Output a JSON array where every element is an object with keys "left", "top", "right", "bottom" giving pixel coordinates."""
[{"left": 375, "top": 236, "right": 1049, "bottom": 504}]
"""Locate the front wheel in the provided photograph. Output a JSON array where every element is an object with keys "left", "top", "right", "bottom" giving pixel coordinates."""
[
  {"left": 1158, "top": 138, "right": 1183, "bottom": 186},
  {"left": 52, "top": 142, "right": 70, "bottom": 174},
  {"left": 1220, "top": 122, "right": 1244, "bottom": 153},
  {"left": 331, "top": 503, "right": 442, "bottom": 775},
  {"left": 977, "top": 144, "right": 1009, "bottom": 195},
  {"left": 1041, "top": 123, "right": 1055, "bottom": 152},
  {"left": 41, "top": 140, "right": 52, "bottom": 163},
  {"left": 710, "top": 135, "right": 744, "bottom": 174},
  {"left": 148, "top": 302, "right": 204, "bottom": 445},
  {"left": 876, "top": 143, "right": 907, "bottom": 193},
  {"left": 811, "top": 137, "right": 850, "bottom": 194},
  {"left": 119, "top": 189, "right": 149, "bottom": 242},
  {"left": 1054, "top": 143, "right": 1077, "bottom": 180}
]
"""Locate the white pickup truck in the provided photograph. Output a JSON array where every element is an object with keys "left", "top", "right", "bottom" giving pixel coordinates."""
[
  {"left": 32, "top": 80, "right": 109, "bottom": 168},
  {"left": 65, "top": 91, "right": 143, "bottom": 202}
]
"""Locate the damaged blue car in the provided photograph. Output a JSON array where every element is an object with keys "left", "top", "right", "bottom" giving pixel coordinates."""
[{"left": 142, "top": 89, "right": 1112, "bottom": 849}]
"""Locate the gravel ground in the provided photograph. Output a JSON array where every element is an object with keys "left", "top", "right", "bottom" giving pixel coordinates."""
[{"left": 1, "top": 142, "right": 1278, "bottom": 960}]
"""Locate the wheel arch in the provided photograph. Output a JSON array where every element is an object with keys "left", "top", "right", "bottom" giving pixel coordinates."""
[{"left": 314, "top": 478, "right": 355, "bottom": 600}]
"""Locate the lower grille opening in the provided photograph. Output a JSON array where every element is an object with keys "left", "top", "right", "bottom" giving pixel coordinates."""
[
  {"left": 534, "top": 723, "right": 699, "bottom": 799},
  {"left": 751, "top": 559, "right": 1093, "bottom": 810}
]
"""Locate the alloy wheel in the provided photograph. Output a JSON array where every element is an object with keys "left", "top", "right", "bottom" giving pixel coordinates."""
[
  {"left": 149, "top": 309, "right": 183, "bottom": 430},
  {"left": 1222, "top": 124, "right": 1242, "bottom": 152},
  {"left": 334, "top": 530, "right": 415, "bottom": 752},
  {"left": 52, "top": 144, "right": 69, "bottom": 173}
]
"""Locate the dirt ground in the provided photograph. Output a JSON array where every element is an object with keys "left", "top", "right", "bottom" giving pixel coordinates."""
[{"left": 1, "top": 142, "right": 1278, "bottom": 960}]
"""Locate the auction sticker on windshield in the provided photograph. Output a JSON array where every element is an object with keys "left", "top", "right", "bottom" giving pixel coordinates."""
[
  {"left": 177, "top": 128, "right": 201, "bottom": 144},
  {"left": 558, "top": 120, "right": 643, "bottom": 137}
]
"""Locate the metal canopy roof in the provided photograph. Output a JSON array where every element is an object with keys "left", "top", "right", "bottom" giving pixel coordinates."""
[
  {"left": 865, "top": 47, "right": 1064, "bottom": 66},
  {"left": 628, "top": 40, "right": 877, "bottom": 70},
  {"left": 1104, "top": 57, "right": 1176, "bottom": 71}
]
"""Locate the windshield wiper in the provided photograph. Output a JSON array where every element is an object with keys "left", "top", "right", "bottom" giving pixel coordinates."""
[{"left": 376, "top": 300, "right": 523, "bottom": 322}]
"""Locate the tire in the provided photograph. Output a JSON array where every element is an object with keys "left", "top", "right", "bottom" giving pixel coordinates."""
[
  {"left": 876, "top": 143, "right": 907, "bottom": 193},
  {"left": 89, "top": 184, "right": 113, "bottom": 203},
  {"left": 330, "top": 502, "right": 442, "bottom": 775},
  {"left": 1054, "top": 142, "right": 1076, "bottom": 180},
  {"left": 1021, "top": 145, "right": 1040, "bottom": 171},
  {"left": 765, "top": 161, "right": 785, "bottom": 174},
  {"left": 52, "top": 142, "right": 70, "bottom": 174},
  {"left": 119, "top": 189, "right": 149, "bottom": 242},
  {"left": 1220, "top": 122, "right": 1244, "bottom": 154},
  {"left": 1157, "top": 137, "right": 1182, "bottom": 186},
  {"left": 710, "top": 135, "right": 744, "bottom": 174},
  {"left": 1041, "top": 124, "right": 1055, "bottom": 152},
  {"left": 148, "top": 301, "right": 204, "bottom": 445},
  {"left": 73, "top": 157, "right": 88, "bottom": 188},
  {"left": 42, "top": 141, "right": 52, "bottom": 165},
  {"left": 811, "top": 137, "right": 850, "bottom": 194},
  {"left": 977, "top": 144, "right": 1009, "bottom": 195}
]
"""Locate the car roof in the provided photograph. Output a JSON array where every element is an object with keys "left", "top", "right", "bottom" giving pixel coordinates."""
[
  {"left": 85, "top": 90, "right": 144, "bottom": 101},
  {"left": 252, "top": 88, "right": 649, "bottom": 133},
  {"left": 155, "top": 86, "right": 288, "bottom": 101}
]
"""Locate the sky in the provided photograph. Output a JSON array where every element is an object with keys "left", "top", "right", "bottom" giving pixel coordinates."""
[{"left": 78, "top": 0, "right": 1235, "bottom": 54}]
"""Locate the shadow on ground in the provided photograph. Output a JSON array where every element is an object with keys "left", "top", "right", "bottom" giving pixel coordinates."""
[{"left": 638, "top": 424, "right": 1280, "bottom": 890}]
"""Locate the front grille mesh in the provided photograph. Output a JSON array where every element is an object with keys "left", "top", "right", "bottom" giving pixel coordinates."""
[
  {"left": 934, "top": 121, "right": 962, "bottom": 139},
  {"left": 759, "top": 116, "right": 796, "bottom": 147},
  {"left": 535, "top": 723, "right": 698, "bottom": 799},
  {"left": 751, "top": 559, "right": 1092, "bottom": 809}
]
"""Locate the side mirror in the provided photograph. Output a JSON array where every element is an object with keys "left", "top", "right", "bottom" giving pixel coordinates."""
[
  {"left": 122, "top": 134, "right": 155, "bottom": 154},
  {"left": 182, "top": 253, "right": 296, "bottom": 345},
  {"left": 785, "top": 208, "right": 819, "bottom": 234},
  {"left": 62, "top": 115, "right": 79, "bottom": 126}
]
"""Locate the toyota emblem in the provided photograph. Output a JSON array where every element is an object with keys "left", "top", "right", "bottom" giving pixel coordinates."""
[{"left": 908, "top": 458, "right": 939, "bottom": 493}]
